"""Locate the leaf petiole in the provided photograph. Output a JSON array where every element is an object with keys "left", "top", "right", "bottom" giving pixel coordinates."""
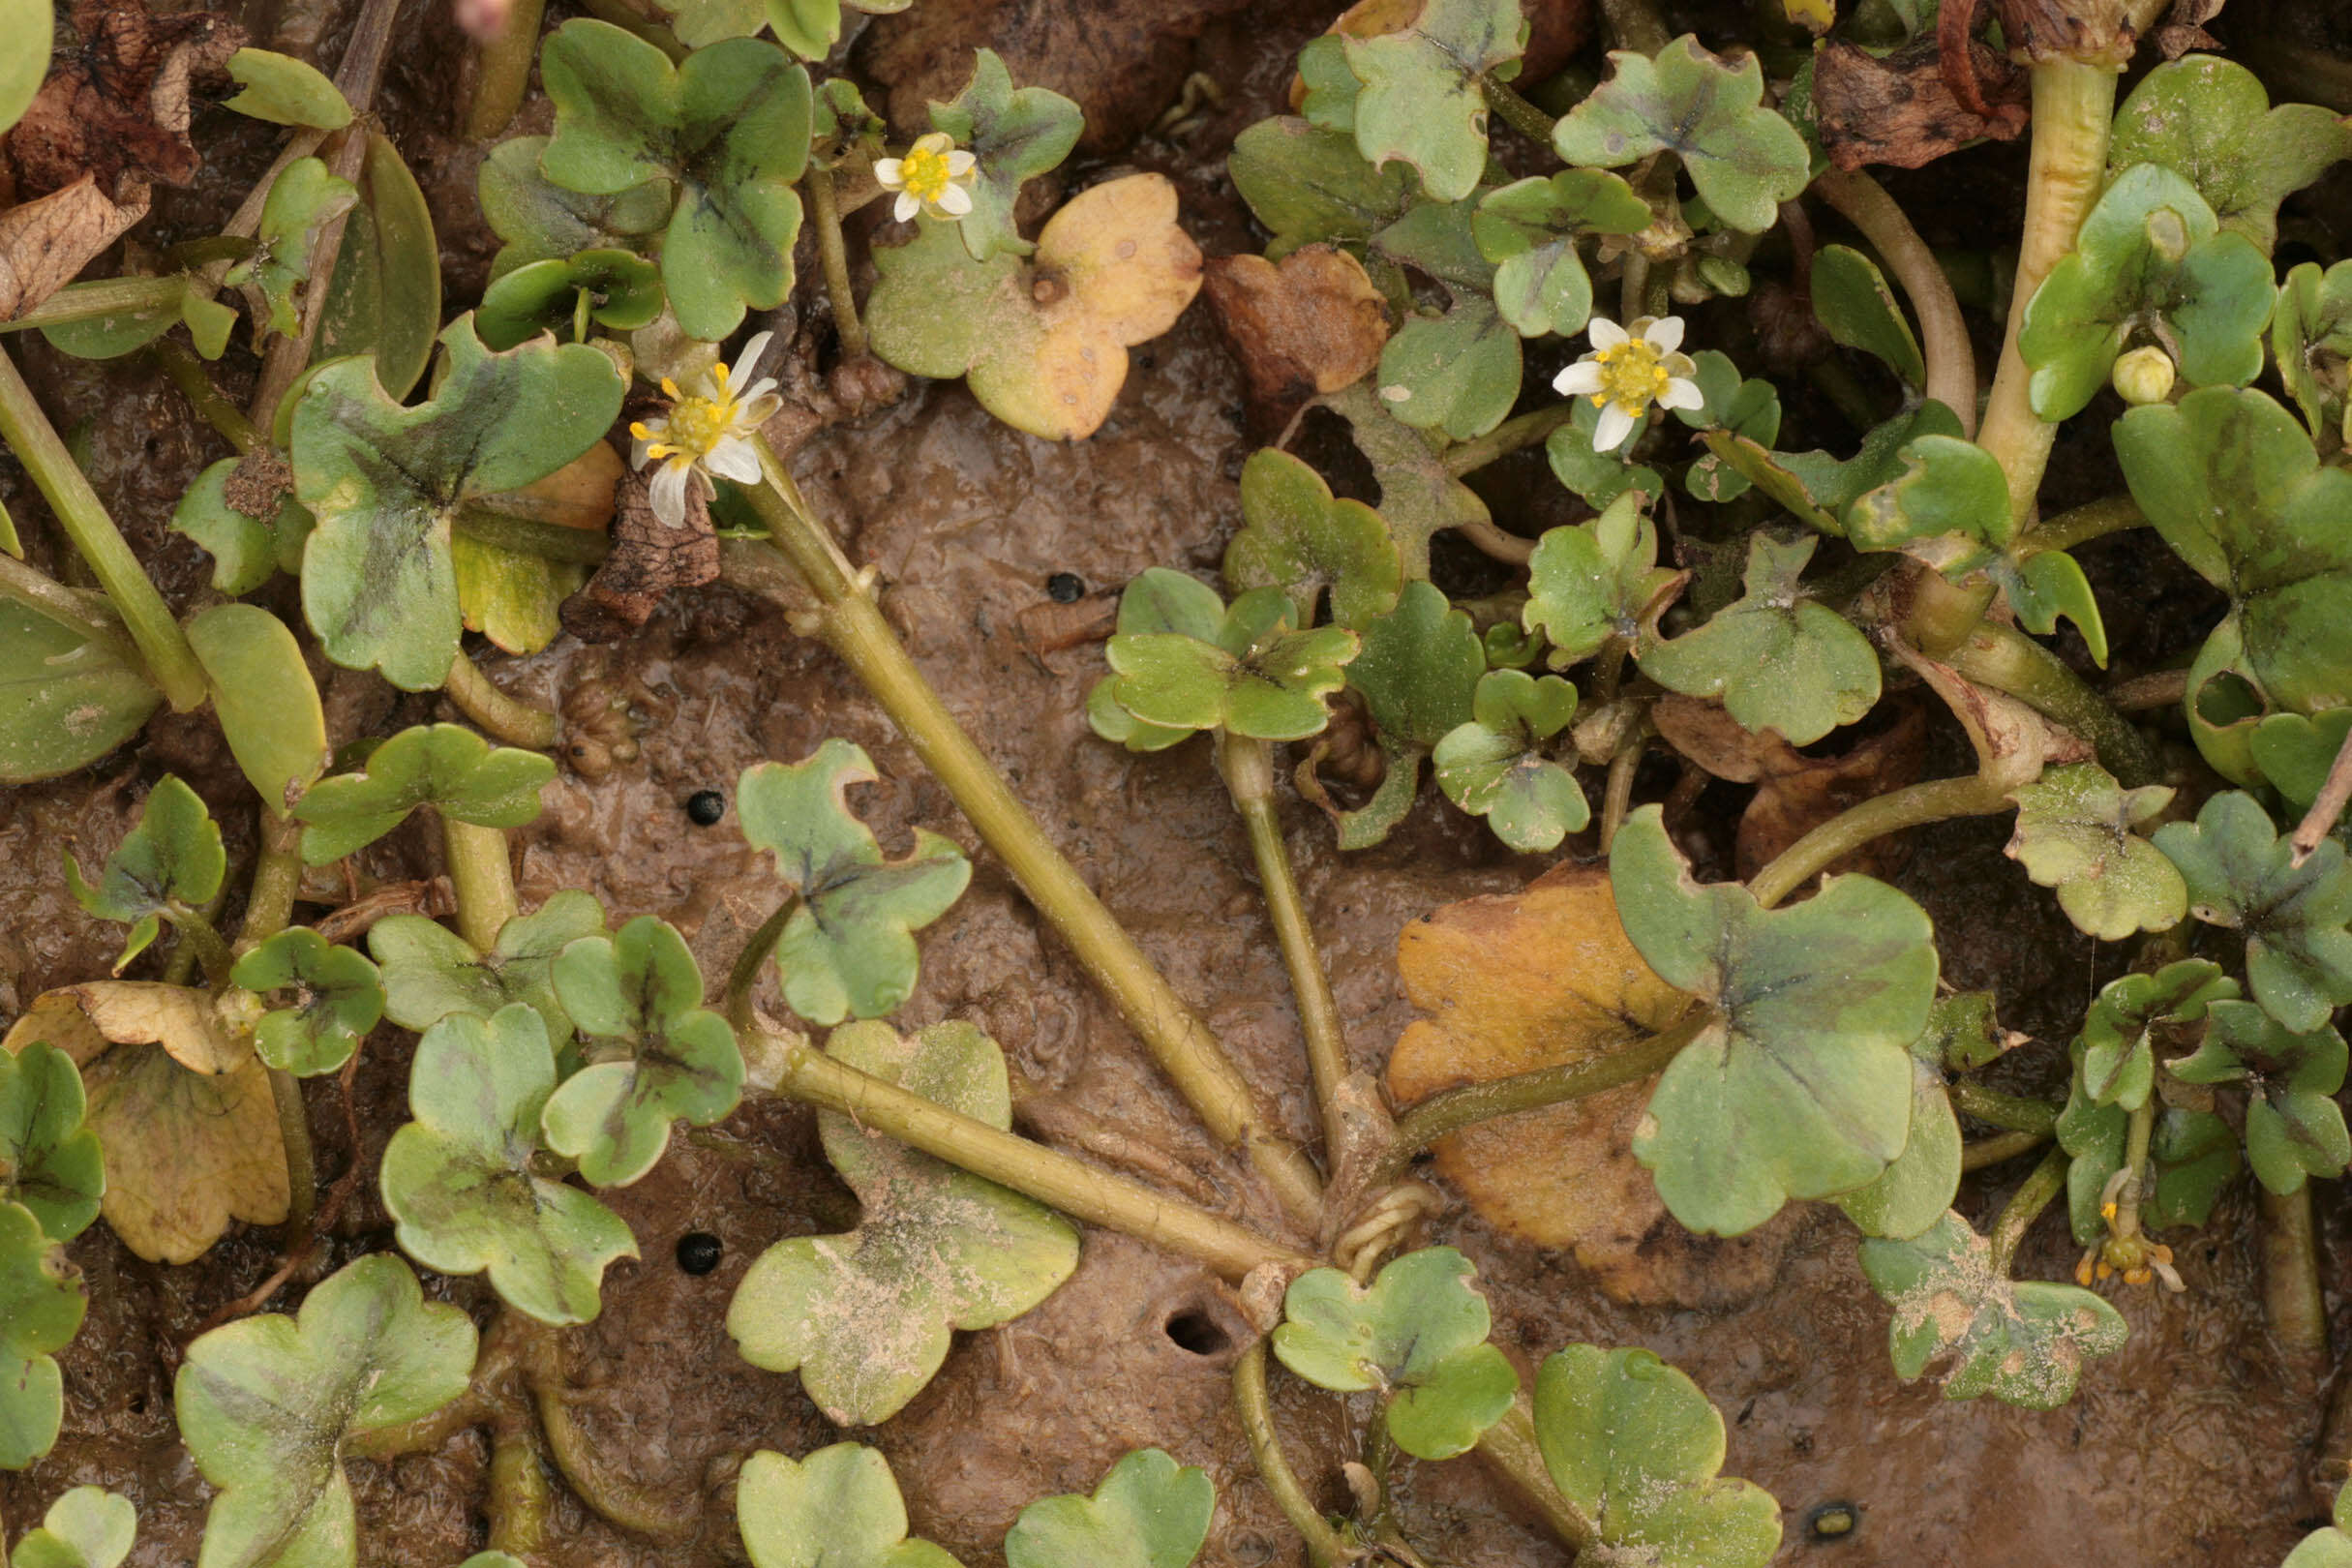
[
  {"left": 443, "top": 653, "right": 561, "bottom": 752},
  {"left": 1232, "top": 1342, "right": 1352, "bottom": 1568},
  {"left": 442, "top": 817, "right": 520, "bottom": 951},
  {"left": 1985, "top": 1145, "right": 2066, "bottom": 1276},
  {"left": 804, "top": 166, "right": 869, "bottom": 360}
]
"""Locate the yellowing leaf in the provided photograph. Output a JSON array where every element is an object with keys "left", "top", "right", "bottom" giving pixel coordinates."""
[{"left": 17, "top": 983, "right": 252, "bottom": 1075}]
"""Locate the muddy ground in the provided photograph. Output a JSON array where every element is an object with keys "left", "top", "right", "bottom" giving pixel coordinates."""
[{"left": 1, "top": 0, "right": 2343, "bottom": 1563}]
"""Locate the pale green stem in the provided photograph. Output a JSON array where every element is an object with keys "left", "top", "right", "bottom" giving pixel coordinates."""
[
  {"left": 2113, "top": 1098, "right": 2155, "bottom": 1238},
  {"left": 1219, "top": 734, "right": 1351, "bottom": 1166},
  {"left": 1987, "top": 1145, "right": 2066, "bottom": 1276},
  {"left": 441, "top": 817, "right": 519, "bottom": 950},
  {"left": 805, "top": 166, "right": 869, "bottom": 360},
  {"left": 1749, "top": 774, "right": 2011, "bottom": 910},
  {"left": 1813, "top": 167, "right": 1978, "bottom": 437},
  {"left": 2021, "top": 493, "right": 2144, "bottom": 555},
  {"left": 239, "top": 807, "right": 305, "bottom": 952},
  {"left": 0, "top": 550, "right": 136, "bottom": 659},
  {"left": 170, "top": 907, "right": 237, "bottom": 989},
  {"left": 455, "top": 506, "right": 614, "bottom": 564},
  {"left": 1962, "top": 1129, "right": 2049, "bottom": 1171},
  {"left": 444, "top": 651, "right": 561, "bottom": 751},
  {"left": 1442, "top": 403, "right": 1580, "bottom": 476},
  {"left": 269, "top": 1068, "right": 317, "bottom": 1237},
  {"left": 1948, "top": 1080, "right": 2060, "bottom": 1137},
  {"left": 2266, "top": 1185, "right": 2329, "bottom": 1356},
  {"left": 0, "top": 342, "right": 208, "bottom": 709},
  {"left": 151, "top": 338, "right": 262, "bottom": 456},
  {"left": 516, "top": 1318, "right": 699, "bottom": 1540},
  {"left": 1475, "top": 1397, "right": 1597, "bottom": 1552},
  {"left": 465, "top": 0, "right": 547, "bottom": 139},
  {"left": 727, "top": 442, "right": 1325, "bottom": 1227},
  {"left": 0, "top": 276, "right": 189, "bottom": 332},
  {"left": 1945, "top": 623, "right": 2163, "bottom": 787},
  {"left": 1600, "top": 730, "right": 1643, "bottom": 851},
  {"left": 1233, "top": 1342, "right": 1350, "bottom": 1568},
  {"left": 1481, "top": 74, "right": 1556, "bottom": 141}
]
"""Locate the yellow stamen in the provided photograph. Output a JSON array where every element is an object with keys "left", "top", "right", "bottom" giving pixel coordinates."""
[
  {"left": 1590, "top": 337, "right": 1673, "bottom": 412},
  {"left": 901, "top": 140, "right": 953, "bottom": 204}
]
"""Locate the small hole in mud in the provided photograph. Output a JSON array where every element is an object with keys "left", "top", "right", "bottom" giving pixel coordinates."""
[
  {"left": 676, "top": 1231, "right": 723, "bottom": 1275},
  {"left": 1163, "top": 1309, "right": 1230, "bottom": 1356}
]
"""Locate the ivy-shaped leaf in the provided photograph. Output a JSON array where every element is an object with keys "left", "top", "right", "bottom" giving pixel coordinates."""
[
  {"left": 1811, "top": 243, "right": 1923, "bottom": 386},
  {"left": 1087, "top": 570, "right": 1226, "bottom": 754},
  {"left": 1636, "top": 531, "right": 1881, "bottom": 746},
  {"left": 539, "top": 917, "right": 744, "bottom": 1187},
  {"left": 1227, "top": 118, "right": 1418, "bottom": 259},
  {"left": 2251, "top": 709, "right": 2352, "bottom": 812},
  {"left": 1544, "top": 402, "right": 1664, "bottom": 511},
  {"left": 8, "top": 1486, "right": 136, "bottom": 1568},
  {"left": 292, "top": 723, "right": 555, "bottom": 864},
  {"left": 1432, "top": 669, "right": 1588, "bottom": 854},
  {"left": 727, "top": 1021, "right": 1079, "bottom": 1426},
  {"left": 291, "top": 317, "right": 623, "bottom": 690},
  {"left": 0, "top": 1041, "right": 103, "bottom": 1242},
  {"left": 1834, "top": 1015, "right": 1960, "bottom": 1243},
  {"left": 175, "top": 1254, "right": 475, "bottom": 1568},
  {"left": 1531, "top": 1345, "right": 1781, "bottom": 1568},
  {"left": 1004, "top": 1449, "right": 1214, "bottom": 1568},
  {"left": 2108, "top": 55, "right": 2352, "bottom": 252},
  {"left": 2076, "top": 958, "right": 2237, "bottom": 1112},
  {"left": 1522, "top": 494, "right": 1682, "bottom": 666},
  {"left": 478, "top": 136, "right": 669, "bottom": 280},
  {"left": 1610, "top": 805, "right": 1934, "bottom": 1236},
  {"left": 1858, "top": 1211, "right": 2126, "bottom": 1409},
  {"left": 1103, "top": 586, "right": 1360, "bottom": 743},
  {"left": 736, "top": 1444, "right": 962, "bottom": 1568},
  {"left": 2154, "top": 790, "right": 2352, "bottom": 1032},
  {"left": 2004, "top": 764, "right": 2187, "bottom": 942},
  {"left": 230, "top": 929, "right": 384, "bottom": 1077},
  {"left": 65, "top": 774, "right": 225, "bottom": 973},
  {"left": 539, "top": 19, "right": 810, "bottom": 341},
  {"left": 1272, "top": 1247, "right": 1518, "bottom": 1461},
  {"left": 0, "top": 1199, "right": 82, "bottom": 1469},
  {"left": 737, "top": 739, "right": 973, "bottom": 1026},
  {"left": 379, "top": 1005, "right": 639, "bottom": 1325},
  {"left": 2273, "top": 260, "right": 2352, "bottom": 441},
  {"left": 1342, "top": 0, "right": 1524, "bottom": 201},
  {"left": 475, "top": 248, "right": 665, "bottom": 349},
  {"left": 1552, "top": 37, "right": 1812, "bottom": 234},
  {"left": 1224, "top": 449, "right": 1402, "bottom": 630},
  {"left": 925, "top": 48, "right": 1082, "bottom": 262},
  {"left": 2171, "top": 1000, "right": 2352, "bottom": 1193},
  {"left": 370, "top": 890, "right": 607, "bottom": 1040},
  {"left": 1349, "top": 580, "right": 1484, "bottom": 754},
  {"left": 1472, "top": 169, "right": 1650, "bottom": 339},
  {"left": 226, "top": 158, "right": 357, "bottom": 340},
  {"left": 2017, "top": 164, "right": 2274, "bottom": 422}
]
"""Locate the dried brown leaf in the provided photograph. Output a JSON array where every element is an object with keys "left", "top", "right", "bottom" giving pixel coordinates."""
[
  {"left": 0, "top": 174, "right": 148, "bottom": 318},
  {"left": 561, "top": 461, "right": 717, "bottom": 642},
  {"left": 1814, "top": 34, "right": 2027, "bottom": 172},
  {"left": 1203, "top": 246, "right": 1389, "bottom": 437},
  {"left": 8, "top": 0, "right": 243, "bottom": 199}
]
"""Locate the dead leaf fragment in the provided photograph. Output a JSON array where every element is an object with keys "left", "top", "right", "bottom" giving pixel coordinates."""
[
  {"left": 1203, "top": 246, "right": 1389, "bottom": 437},
  {"left": 17, "top": 981, "right": 254, "bottom": 1074},
  {"left": 1813, "top": 35, "right": 2028, "bottom": 172},
  {"left": 2151, "top": 0, "right": 2223, "bottom": 55},
  {"left": 560, "top": 459, "right": 717, "bottom": 643},
  {"left": 0, "top": 175, "right": 149, "bottom": 318},
  {"left": 8, "top": 0, "right": 244, "bottom": 199},
  {"left": 1386, "top": 863, "right": 1792, "bottom": 1307}
]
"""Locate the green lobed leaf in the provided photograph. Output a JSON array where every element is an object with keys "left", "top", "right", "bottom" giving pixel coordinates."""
[
  {"left": 1004, "top": 1449, "right": 1214, "bottom": 1568},
  {"left": 175, "top": 1254, "right": 475, "bottom": 1568},
  {"left": 224, "top": 159, "right": 356, "bottom": 340},
  {"left": 2076, "top": 958, "right": 2236, "bottom": 1113},
  {"left": 187, "top": 603, "right": 329, "bottom": 813},
  {"left": 316, "top": 134, "right": 441, "bottom": 403},
  {"left": 2108, "top": 56, "right": 2352, "bottom": 252},
  {"left": 10, "top": 1487, "right": 136, "bottom": 1568},
  {"left": 1088, "top": 572, "right": 1225, "bottom": 753},
  {"left": 539, "top": 916, "right": 745, "bottom": 1187},
  {"left": 1297, "top": 34, "right": 1359, "bottom": 133},
  {"left": 1342, "top": 0, "right": 1525, "bottom": 201},
  {"left": 370, "top": 890, "right": 607, "bottom": 1041},
  {"left": 2154, "top": 790, "right": 2352, "bottom": 1032},
  {"left": 1432, "top": 669, "right": 1587, "bottom": 854},
  {"left": 168, "top": 458, "right": 310, "bottom": 596},
  {"left": 65, "top": 774, "right": 224, "bottom": 973},
  {"left": 926, "top": 48, "right": 1082, "bottom": 262},
  {"left": 1106, "top": 588, "right": 1360, "bottom": 743},
  {"left": 1225, "top": 449, "right": 1402, "bottom": 630},
  {"left": 2272, "top": 260, "right": 2352, "bottom": 440},
  {"left": 1673, "top": 352, "right": 1781, "bottom": 503},
  {"left": 737, "top": 739, "right": 973, "bottom": 1025},
  {"left": 0, "top": 1041, "right": 104, "bottom": 1241},
  {"left": 223, "top": 48, "right": 351, "bottom": 128},
  {"left": 1552, "top": 36, "right": 1811, "bottom": 234},
  {"left": 0, "top": 1200, "right": 83, "bottom": 1469},
  {"left": 1834, "top": 1019, "right": 1960, "bottom": 1242},
  {"left": 2170, "top": 999, "right": 2352, "bottom": 1193},
  {"left": 1545, "top": 403, "right": 1664, "bottom": 510},
  {"left": 1811, "top": 243, "right": 1924, "bottom": 385},
  {"left": 736, "top": 1444, "right": 963, "bottom": 1568},
  {"left": 1375, "top": 295, "right": 1522, "bottom": 440},
  {"left": 292, "top": 723, "right": 555, "bottom": 864},
  {"left": 475, "top": 249, "right": 665, "bottom": 349},
  {"left": 1272, "top": 1247, "right": 1518, "bottom": 1460},
  {"left": 1610, "top": 805, "right": 1933, "bottom": 1235},
  {"left": 1320, "top": 381, "right": 1493, "bottom": 576},
  {"left": 2004, "top": 764, "right": 2187, "bottom": 943},
  {"left": 1472, "top": 169, "right": 1650, "bottom": 339},
  {"left": 1635, "top": 531, "right": 1881, "bottom": 746},
  {"left": 727, "top": 1020, "right": 1079, "bottom": 1426},
  {"left": 1531, "top": 1345, "right": 1781, "bottom": 1568},
  {"left": 292, "top": 317, "right": 623, "bottom": 689},
  {"left": 1848, "top": 432, "right": 2013, "bottom": 565},
  {"left": 2251, "top": 709, "right": 2352, "bottom": 811},
  {"left": 1857, "top": 1211, "right": 2126, "bottom": 1409},
  {"left": 478, "top": 136, "right": 669, "bottom": 280},
  {"left": 231, "top": 929, "right": 384, "bottom": 1078},
  {"left": 2059, "top": 1069, "right": 2240, "bottom": 1244},
  {"left": 1348, "top": 580, "right": 1483, "bottom": 752},
  {"left": 1227, "top": 119, "right": 1418, "bottom": 259},
  {"left": 1523, "top": 494, "right": 1680, "bottom": 666}
]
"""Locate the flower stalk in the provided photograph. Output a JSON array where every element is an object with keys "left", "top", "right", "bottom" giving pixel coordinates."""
[
  {"left": 441, "top": 817, "right": 519, "bottom": 951},
  {"left": 1233, "top": 1342, "right": 1351, "bottom": 1568},
  {"left": 805, "top": 166, "right": 870, "bottom": 360}
]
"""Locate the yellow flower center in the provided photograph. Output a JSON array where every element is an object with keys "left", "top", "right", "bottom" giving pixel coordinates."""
[
  {"left": 1588, "top": 339, "right": 1671, "bottom": 412},
  {"left": 663, "top": 393, "right": 733, "bottom": 456},
  {"left": 900, "top": 141, "right": 953, "bottom": 203}
]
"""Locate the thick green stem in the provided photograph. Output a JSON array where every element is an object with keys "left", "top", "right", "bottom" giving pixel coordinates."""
[
  {"left": 0, "top": 342, "right": 208, "bottom": 709},
  {"left": 1481, "top": 74, "right": 1557, "bottom": 141},
  {"left": 805, "top": 166, "right": 869, "bottom": 360},
  {"left": 1813, "top": 167, "right": 1977, "bottom": 436},
  {"left": 1442, "top": 403, "right": 1579, "bottom": 476},
  {"left": 1220, "top": 734, "right": 1351, "bottom": 1166},
  {"left": 487, "top": 1405, "right": 552, "bottom": 1558},
  {"left": 2266, "top": 1184, "right": 2329, "bottom": 1356},
  {"left": 151, "top": 339, "right": 262, "bottom": 456},
  {"left": 1962, "top": 1129, "right": 2049, "bottom": 1170},
  {"left": 269, "top": 1068, "right": 317, "bottom": 1236},
  {"left": 730, "top": 442, "right": 1325, "bottom": 1227},
  {"left": 444, "top": 652, "right": 561, "bottom": 751},
  {"left": 0, "top": 276, "right": 191, "bottom": 333},
  {"left": 1987, "top": 1146, "right": 2067, "bottom": 1276},
  {"left": 441, "top": 817, "right": 519, "bottom": 950},
  {"left": 1749, "top": 774, "right": 2011, "bottom": 910},
  {"left": 240, "top": 807, "right": 305, "bottom": 952},
  {"left": 517, "top": 1319, "right": 699, "bottom": 1540},
  {"left": 170, "top": 908, "right": 237, "bottom": 988},
  {"left": 1948, "top": 1080, "right": 2060, "bottom": 1137},
  {"left": 465, "top": 0, "right": 547, "bottom": 139},
  {"left": 749, "top": 1024, "right": 1317, "bottom": 1280},
  {"left": 2021, "top": 493, "right": 2144, "bottom": 555},
  {"left": 1946, "top": 623, "right": 2163, "bottom": 787},
  {"left": 1232, "top": 1342, "right": 1349, "bottom": 1568},
  {"left": 1475, "top": 1397, "right": 1597, "bottom": 1553}
]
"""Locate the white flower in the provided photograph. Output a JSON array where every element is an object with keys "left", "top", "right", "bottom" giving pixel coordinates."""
[
  {"left": 628, "top": 331, "right": 782, "bottom": 528},
  {"left": 1552, "top": 315, "right": 1704, "bottom": 454},
  {"left": 872, "top": 132, "right": 979, "bottom": 224}
]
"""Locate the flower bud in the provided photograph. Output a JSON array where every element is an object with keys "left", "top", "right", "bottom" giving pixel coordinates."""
[{"left": 2111, "top": 345, "right": 2176, "bottom": 406}]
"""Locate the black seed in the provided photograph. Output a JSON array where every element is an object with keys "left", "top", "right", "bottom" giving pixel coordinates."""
[
  {"left": 1046, "top": 571, "right": 1086, "bottom": 603},
  {"left": 676, "top": 1231, "right": 723, "bottom": 1275},
  {"left": 686, "top": 790, "right": 726, "bottom": 827},
  {"left": 1805, "top": 1502, "right": 1859, "bottom": 1542}
]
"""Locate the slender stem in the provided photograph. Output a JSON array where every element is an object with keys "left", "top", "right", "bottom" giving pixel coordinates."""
[
  {"left": 1481, "top": 74, "right": 1557, "bottom": 141},
  {"left": 443, "top": 652, "right": 561, "bottom": 751},
  {"left": 465, "top": 0, "right": 547, "bottom": 139},
  {"left": 517, "top": 1319, "right": 699, "bottom": 1540},
  {"left": 1748, "top": 774, "right": 2010, "bottom": 910},
  {"left": 2292, "top": 719, "right": 2352, "bottom": 861},
  {"left": 0, "top": 276, "right": 190, "bottom": 333},
  {"left": 1974, "top": 60, "right": 2119, "bottom": 528},
  {"left": 151, "top": 339, "right": 262, "bottom": 455},
  {"left": 1948, "top": 1079, "right": 2060, "bottom": 1137},
  {"left": 2021, "top": 493, "right": 2144, "bottom": 555},
  {"left": 751, "top": 1024, "right": 1318, "bottom": 1280},
  {"left": 805, "top": 167, "right": 869, "bottom": 360},
  {"left": 1812, "top": 168, "right": 1977, "bottom": 436},
  {"left": 1946, "top": 623, "right": 2163, "bottom": 787},
  {"left": 240, "top": 807, "right": 305, "bottom": 951},
  {"left": 1600, "top": 731, "right": 1643, "bottom": 851},
  {"left": 487, "top": 1405, "right": 553, "bottom": 1558},
  {"left": 1220, "top": 734, "right": 1352, "bottom": 1165},
  {"left": 2264, "top": 1184, "right": 2329, "bottom": 1356},
  {"left": 268, "top": 1068, "right": 318, "bottom": 1235},
  {"left": 0, "top": 551, "right": 136, "bottom": 658},
  {"left": 725, "top": 895, "right": 798, "bottom": 1029},
  {"left": 732, "top": 442, "right": 1325, "bottom": 1226},
  {"left": 1619, "top": 252, "right": 1650, "bottom": 325},
  {"left": 169, "top": 908, "right": 237, "bottom": 989},
  {"left": 441, "top": 817, "right": 519, "bottom": 950},
  {"left": 1456, "top": 518, "right": 1535, "bottom": 565},
  {"left": 454, "top": 505, "right": 614, "bottom": 564},
  {"left": 1961, "top": 1129, "right": 2049, "bottom": 1170},
  {"left": 1232, "top": 1342, "right": 1349, "bottom": 1568},
  {"left": 1475, "top": 1397, "right": 1596, "bottom": 1553},
  {"left": 1443, "top": 403, "right": 1579, "bottom": 476},
  {"left": 2109, "top": 668, "right": 2187, "bottom": 712},
  {"left": 0, "top": 343, "right": 208, "bottom": 709},
  {"left": 1986, "top": 1145, "right": 2066, "bottom": 1276},
  {"left": 2115, "top": 1097, "right": 2155, "bottom": 1232}
]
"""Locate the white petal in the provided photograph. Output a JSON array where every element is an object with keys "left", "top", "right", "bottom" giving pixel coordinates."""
[
  {"left": 1586, "top": 317, "right": 1627, "bottom": 350},
  {"left": 1656, "top": 377, "right": 1705, "bottom": 411},
  {"left": 935, "top": 183, "right": 974, "bottom": 217},
  {"left": 872, "top": 158, "right": 904, "bottom": 188},
  {"left": 630, "top": 435, "right": 654, "bottom": 468},
  {"left": 737, "top": 377, "right": 780, "bottom": 406},
  {"left": 1643, "top": 315, "right": 1686, "bottom": 352},
  {"left": 649, "top": 461, "right": 694, "bottom": 528},
  {"left": 945, "top": 150, "right": 977, "bottom": 176},
  {"left": 893, "top": 191, "right": 920, "bottom": 223},
  {"left": 736, "top": 331, "right": 774, "bottom": 380},
  {"left": 1593, "top": 403, "right": 1637, "bottom": 452},
  {"left": 1553, "top": 361, "right": 1606, "bottom": 397},
  {"left": 912, "top": 132, "right": 953, "bottom": 157},
  {"left": 704, "top": 437, "right": 762, "bottom": 483},
  {"left": 739, "top": 392, "right": 783, "bottom": 426}
]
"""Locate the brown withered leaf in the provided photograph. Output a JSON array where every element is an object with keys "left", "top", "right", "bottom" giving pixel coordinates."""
[
  {"left": 1204, "top": 246, "right": 1390, "bottom": 437},
  {"left": 2152, "top": 0, "right": 2223, "bottom": 55},
  {"left": 561, "top": 461, "right": 717, "bottom": 643},
  {"left": 1386, "top": 863, "right": 1793, "bottom": 1308},
  {"left": 1813, "top": 34, "right": 2027, "bottom": 172},
  {"left": 9, "top": 0, "right": 244, "bottom": 199},
  {"left": 0, "top": 174, "right": 148, "bottom": 318}
]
